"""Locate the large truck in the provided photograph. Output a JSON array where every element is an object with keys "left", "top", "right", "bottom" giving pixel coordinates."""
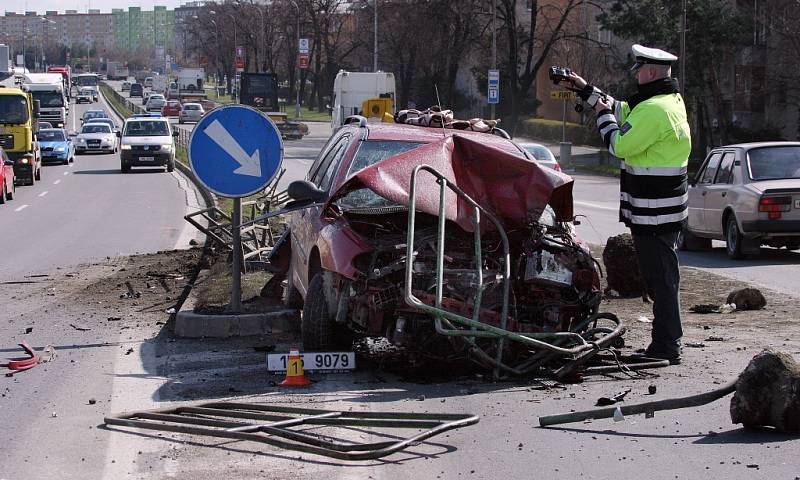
[
  {"left": 22, "top": 73, "right": 68, "bottom": 127},
  {"left": 151, "top": 75, "right": 167, "bottom": 94},
  {"left": 75, "top": 73, "right": 100, "bottom": 102},
  {"left": 239, "top": 72, "right": 306, "bottom": 140},
  {"left": 331, "top": 70, "right": 396, "bottom": 128},
  {"left": 106, "top": 62, "right": 129, "bottom": 81},
  {"left": 0, "top": 86, "right": 41, "bottom": 185},
  {"left": 167, "top": 68, "right": 206, "bottom": 101},
  {"left": 0, "top": 45, "right": 10, "bottom": 79},
  {"left": 47, "top": 65, "right": 72, "bottom": 99}
]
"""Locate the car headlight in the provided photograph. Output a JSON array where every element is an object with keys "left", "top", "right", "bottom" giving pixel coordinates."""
[
  {"left": 76, "top": 138, "right": 85, "bottom": 144},
  {"left": 121, "top": 144, "right": 132, "bottom": 150},
  {"left": 161, "top": 144, "right": 173, "bottom": 151},
  {"left": 55, "top": 147, "right": 66, "bottom": 153}
]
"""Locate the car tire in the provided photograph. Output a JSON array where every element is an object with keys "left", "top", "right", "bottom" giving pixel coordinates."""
[
  {"left": 284, "top": 261, "right": 303, "bottom": 309},
  {"left": 6, "top": 180, "right": 13, "bottom": 200},
  {"left": 302, "top": 272, "right": 353, "bottom": 352},
  {"left": 34, "top": 166, "right": 41, "bottom": 181},
  {"left": 0, "top": 182, "right": 6, "bottom": 204},
  {"left": 167, "top": 159, "right": 175, "bottom": 173},
  {"left": 725, "top": 215, "right": 746, "bottom": 260}
]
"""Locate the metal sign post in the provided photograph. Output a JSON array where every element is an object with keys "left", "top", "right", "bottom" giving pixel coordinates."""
[
  {"left": 550, "top": 90, "right": 577, "bottom": 167},
  {"left": 487, "top": 69, "right": 499, "bottom": 115},
  {"left": 188, "top": 105, "right": 284, "bottom": 313}
]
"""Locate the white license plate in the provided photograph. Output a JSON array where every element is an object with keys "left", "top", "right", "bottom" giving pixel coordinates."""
[
  {"left": 267, "top": 352, "right": 355, "bottom": 373},
  {"left": 795, "top": 199, "right": 800, "bottom": 209},
  {"left": 139, "top": 156, "right": 155, "bottom": 161}
]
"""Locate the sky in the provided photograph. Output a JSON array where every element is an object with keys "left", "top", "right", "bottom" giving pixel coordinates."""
[{"left": 7, "top": 0, "right": 185, "bottom": 13}]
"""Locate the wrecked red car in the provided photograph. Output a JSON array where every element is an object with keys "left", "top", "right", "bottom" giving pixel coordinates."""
[{"left": 272, "top": 119, "right": 618, "bottom": 376}]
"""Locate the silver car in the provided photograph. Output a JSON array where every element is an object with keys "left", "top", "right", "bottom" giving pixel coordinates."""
[
  {"left": 517, "top": 142, "right": 561, "bottom": 171},
  {"left": 145, "top": 94, "right": 166, "bottom": 112},
  {"left": 75, "top": 123, "right": 117, "bottom": 154},
  {"left": 178, "top": 103, "right": 205, "bottom": 124},
  {"left": 682, "top": 142, "right": 800, "bottom": 258}
]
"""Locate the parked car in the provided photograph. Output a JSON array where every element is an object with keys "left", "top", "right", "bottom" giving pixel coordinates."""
[
  {"left": 178, "top": 102, "right": 205, "bottom": 124},
  {"left": 681, "top": 141, "right": 800, "bottom": 259},
  {"left": 129, "top": 83, "right": 144, "bottom": 98},
  {"left": 161, "top": 100, "right": 182, "bottom": 117},
  {"left": 517, "top": 142, "right": 561, "bottom": 171},
  {"left": 118, "top": 114, "right": 177, "bottom": 173},
  {"left": 271, "top": 121, "right": 599, "bottom": 364},
  {"left": 38, "top": 121, "right": 54, "bottom": 130},
  {"left": 76, "top": 88, "right": 93, "bottom": 104},
  {"left": 0, "top": 147, "right": 15, "bottom": 204},
  {"left": 37, "top": 128, "right": 75, "bottom": 165},
  {"left": 145, "top": 94, "right": 166, "bottom": 112},
  {"left": 121, "top": 81, "right": 131, "bottom": 92},
  {"left": 75, "top": 123, "right": 117, "bottom": 154},
  {"left": 81, "top": 109, "right": 108, "bottom": 125}
]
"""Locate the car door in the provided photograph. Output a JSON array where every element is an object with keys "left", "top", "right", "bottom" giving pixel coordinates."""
[
  {"left": 704, "top": 151, "right": 736, "bottom": 237},
  {"left": 688, "top": 151, "right": 721, "bottom": 233},
  {"left": 291, "top": 131, "right": 352, "bottom": 295}
]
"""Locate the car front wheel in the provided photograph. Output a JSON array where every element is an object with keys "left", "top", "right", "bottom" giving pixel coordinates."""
[{"left": 302, "top": 272, "right": 353, "bottom": 352}]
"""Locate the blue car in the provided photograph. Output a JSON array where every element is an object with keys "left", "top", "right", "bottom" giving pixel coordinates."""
[{"left": 38, "top": 129, "right": 75, "bottom": 165}]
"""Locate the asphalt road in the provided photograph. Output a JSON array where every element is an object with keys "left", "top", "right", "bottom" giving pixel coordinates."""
[{"left": 0, "top": 91, "right": 203, "bottom": 282}]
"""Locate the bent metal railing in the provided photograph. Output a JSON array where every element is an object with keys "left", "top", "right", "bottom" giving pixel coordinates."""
[{"left": 403, "top": 165, "right": 627, "bottom": 379}]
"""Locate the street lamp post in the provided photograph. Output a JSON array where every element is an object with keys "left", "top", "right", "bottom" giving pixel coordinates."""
[
  {"left": 210, "top": 18, "right": 220, "bottom": 98},
  {"left": 289, "top": 0, "right": 301, "bottom": 119},
  {"left": 252, "top": 5, "right": 265, "bottom": 73},
  {"left": 490, "top": 0, "right": 496, "bottom": 119},
  {"left": 373, "top": 0, "right": 378, "bottom": 71},
  {"left": 210, "top": 10, "right": 237, "bottom": 99}
]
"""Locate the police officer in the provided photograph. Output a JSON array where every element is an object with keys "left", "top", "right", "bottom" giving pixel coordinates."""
[{"left": 565, "top": 44, "right": 691, "bottom": 364}]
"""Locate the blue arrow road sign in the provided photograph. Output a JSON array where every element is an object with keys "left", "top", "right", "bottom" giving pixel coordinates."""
[{"left": 189, "top": 105, "right": 284, "bottom": 198}]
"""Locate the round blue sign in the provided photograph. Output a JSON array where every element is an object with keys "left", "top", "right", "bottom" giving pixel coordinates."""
[{"left": 188, "top": 104, "right": 284, "bottom": 198}]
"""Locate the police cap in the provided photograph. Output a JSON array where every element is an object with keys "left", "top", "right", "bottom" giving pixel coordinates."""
[{"left": 630, "top": 44, "right": 678, "bottom": 71}]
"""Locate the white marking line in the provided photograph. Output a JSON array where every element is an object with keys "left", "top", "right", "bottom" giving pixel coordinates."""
[
  {"left": 14, "top": 204, "right": 28, "bottom": 212},
  {"left": 574, "top": 200, "right": 618, "bottom": 212},
  {"left": 53, "top": 179, "right": 61, "bottom": 185},
  {"left": 63, "top": 171, "right": 69, "bottom": 176},
  {"left": 38, "top": 191, "right": 48, "bottom": 197}
]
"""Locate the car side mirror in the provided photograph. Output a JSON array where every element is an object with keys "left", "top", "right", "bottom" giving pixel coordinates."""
[
  {"left": 287, "top": 180, "right": 327, "bottom": 203},
  {"left": 116, "top": 131, "right": 122, "bottom": 138}
]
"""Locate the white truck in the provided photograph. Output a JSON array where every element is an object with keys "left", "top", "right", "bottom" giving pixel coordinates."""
[
  {"left": 151, "top": 75, "right": 167, "bottom": 94},
  {"left": 168, "top": 68, "right": 206, "bottom": 100},
  {"left": 331, "top": 70, "right": 396, "bottom": 128},
  {"left": 106, "top": 61, "right": 129, "bottom": 81},
  {"left": 22, "top": 73, "right": 68, "bottom": 127}
]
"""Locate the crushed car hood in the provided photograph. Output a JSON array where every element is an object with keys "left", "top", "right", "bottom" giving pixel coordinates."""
[{"left": 333, "top": 134, "right": 574, "bottom": 231}]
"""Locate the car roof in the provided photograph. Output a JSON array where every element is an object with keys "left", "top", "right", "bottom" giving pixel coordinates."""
[
  {"left": 712, "top": 141, "right": 800, "bottom": 150},
  {"left": 351, "top": 122, "right": 523, "bottom": 155}
]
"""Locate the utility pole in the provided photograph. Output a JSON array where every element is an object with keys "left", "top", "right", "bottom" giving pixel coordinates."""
[
  {"left": 490, "top": 0, "right": 497, "bottom": 119},
  {"left": 373, "top": 0, "right": 378, "bottom": 71},
  {"left": 679, "top": 0, "right": 687, "bottom": 94}
]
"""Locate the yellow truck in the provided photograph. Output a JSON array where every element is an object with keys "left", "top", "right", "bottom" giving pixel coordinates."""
[{"left": 0, "top": 86, "right": 41, "bottom": 185}]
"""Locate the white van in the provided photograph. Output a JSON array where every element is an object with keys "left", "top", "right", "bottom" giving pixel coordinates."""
[{"left": 331, "top": 70, "right": 395, "bottom": 128}]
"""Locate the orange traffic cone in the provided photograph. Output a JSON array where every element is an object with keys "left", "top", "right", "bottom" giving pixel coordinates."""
[{"left": 280, "top": 348, "right": 312, "bottom": 387}]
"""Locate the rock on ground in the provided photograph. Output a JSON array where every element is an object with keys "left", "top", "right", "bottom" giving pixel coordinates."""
[
  {"left": 730, "top": 349, "right": 800, "bottom": 433},
  {"left": 602, "top": 233, "right": 646, "bottom": 297},
  {"left": 727, "top": 287, "right": 767, "bottom": 310}
]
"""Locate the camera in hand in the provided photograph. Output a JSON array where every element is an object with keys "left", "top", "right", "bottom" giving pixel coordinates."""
[{"left": 548, "top": 66, "right": 573, "bottom": 84}]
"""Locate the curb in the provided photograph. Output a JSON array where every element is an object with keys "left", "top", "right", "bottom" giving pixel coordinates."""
[{"left": 174, "top": 269, "right": 298, "bottom": 338}]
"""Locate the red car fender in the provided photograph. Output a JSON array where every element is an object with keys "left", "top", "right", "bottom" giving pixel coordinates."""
[{"left": 316, "top": 219, "right": 374, "bottom": 280}]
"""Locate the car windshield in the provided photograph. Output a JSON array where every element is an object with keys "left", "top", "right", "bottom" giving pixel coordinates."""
[
  {"left": 336, "top": 141, "right": 424, "bottom": 211},
  {"left": 82, "top": 124, "right": 111, "bottom": 134},
  {"left": 38, "top": 130, "right": 65, "bottom": 141},
  {"left": 522, "top": 144, "right": 554, "bottom": 162},
  {"left": 346, "top": 141, "right": 423, "bottom": 177},
  {"left": 150, "top": 95, "right": 164, "bottom": 101},
  {"left": 124, "top": 120, "right": 169, "bottom": 137},
  {"left": 84, "top": 111, "right": 105, "bottom": 120},
  {"left": 0, "top": 95, "right": 29, "bottom": 124},
  {"left": 184, "top": 104, "right": 200, "bottom": 110},
  {"left": 748, "top": 146, "right": 800, "bottom": 180},
  {"left": 87, "top": 120, "right": 113, "bottom": 128},
  {"left": 31, "top": 91, "right": 64, "bottom": 107}
]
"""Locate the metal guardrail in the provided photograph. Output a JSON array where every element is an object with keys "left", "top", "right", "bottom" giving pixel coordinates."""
[
  {"left": 100, "top": 81, "right": 147, "bottom": 116},
  {"left": 184, "top": 169, "right": 288, "bottom": 269}
]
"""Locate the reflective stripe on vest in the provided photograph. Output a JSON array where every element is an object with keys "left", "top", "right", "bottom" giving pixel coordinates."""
[
  {"left": 620, "top": 192, "right": 688, "bottom": 208},
  {"left": 620, "top": 208, "right": 688, "bottom": 225},
  {"left": 620, "top": 161, "right": 688, "bottom": 176}
]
